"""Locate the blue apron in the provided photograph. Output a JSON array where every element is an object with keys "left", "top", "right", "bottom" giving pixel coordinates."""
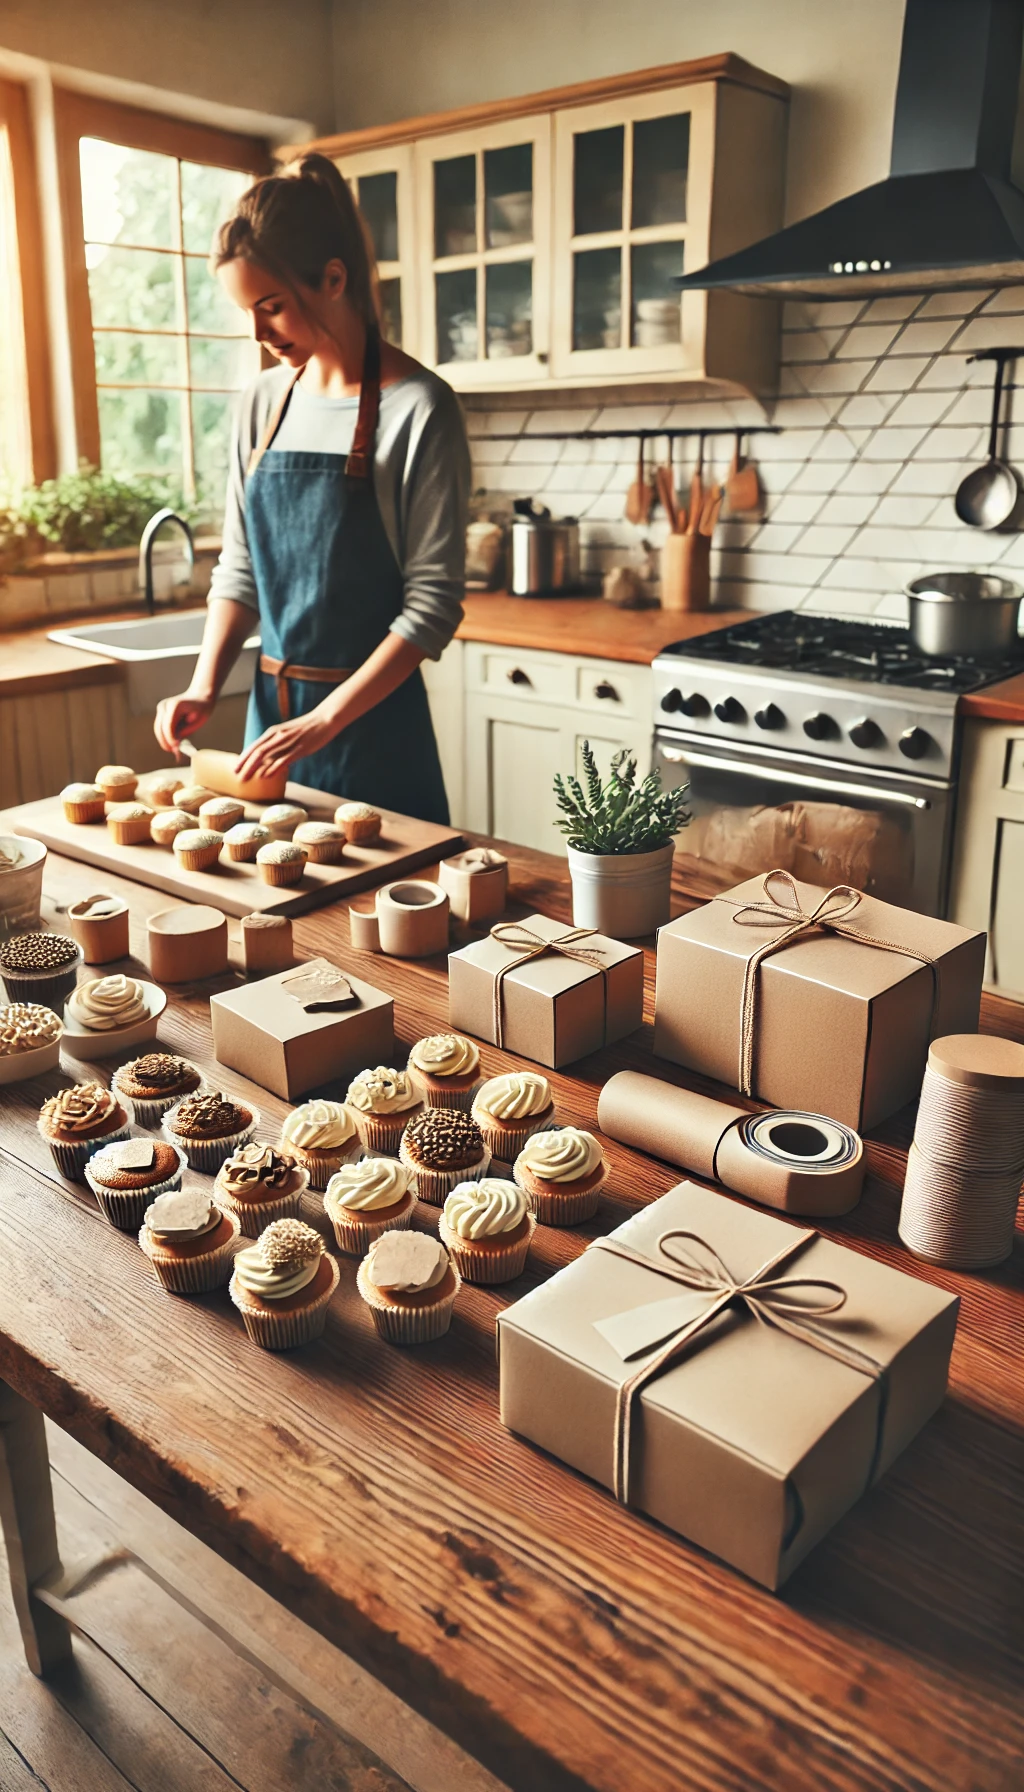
[{"left": 242, "top": 338, "right": 449, "bottom": 823}]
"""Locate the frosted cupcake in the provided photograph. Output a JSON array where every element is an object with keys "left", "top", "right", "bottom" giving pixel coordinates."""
[
  {"left": 221, "top": 821, "right": 271, "bottom": 863},
  {"left": 112, "top": 1051, "right": 204, "bottom": 1125},
  {"left": 407, "top": 1033, "right": 481, "bottom": 1111},
  {"left": 85, "top": 1136, "right": 185, "bottom": 1231},
  {"left": 345, "top": 1066, "right": 422, "bottom": 1154},
  {"left": 279, "top": 1098, "right": 360, "bottom": 1190},
  {"left": 150, "top": 807, "right": 194, "bottom": 849},
  {"left": 214, "top": 1142, "right": 309, "bottom": 1237},
  {"left": 261, "top": 803, "right": 307, "bottom": 840},
  {"left": 139, "top": 1187, "right": 240, "bottom": 1294},
  {"left": 106, "top": 802, "right": 153, "bottom": 846},
  {"left": 356, "top": 1230, "right": 459, "bottom": 1344},
  {"left": 38, "top": 1081, "right": 134, "bottom": 1180},
  {"left": 324, "top": 1156, "right": 416, "bottom": 1255},
  {"left": 439, "top": 1177, "right": 535, "bottom": 1284},
  {"left": 229, "top": 1218, "right": 339, "bottom": 1349},
  {"left": 513, "top": 1127, "right": 608, "bottom": 1227},
  {"left": 163, "top": 1089, "right": 257, "bottom": 1173},
  {"left": 471, "top": 1071, "right": 555, "bottom": 1164},
  {"left": 398, "top": 1107, "right": 490, "bottom": 1205},
  {"left": 95, "top": 764, "right": 137, "bottom": 803},
  {"left": 334, "top": 801, "right": 381, "bottom": 844},
  {"left": 60, "top": 781, "right": 106, "bottom": 824}
]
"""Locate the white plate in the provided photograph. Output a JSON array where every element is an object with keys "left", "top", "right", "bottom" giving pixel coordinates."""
[
  {"left": 60, "top": 980, "right": 167, "bottom": 1061},
  {"left": 0, "top": 1034, "right": 62, "bottom": 1084}
]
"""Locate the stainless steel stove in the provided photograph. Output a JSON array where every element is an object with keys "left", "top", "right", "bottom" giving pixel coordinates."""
[{"left": 652, "top": 611, "right": 1021, "bottom": 916}]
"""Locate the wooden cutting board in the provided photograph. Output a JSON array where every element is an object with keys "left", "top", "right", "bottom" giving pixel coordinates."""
[{"left": 3, "top": 778, "right": 465, "bottom": 919}]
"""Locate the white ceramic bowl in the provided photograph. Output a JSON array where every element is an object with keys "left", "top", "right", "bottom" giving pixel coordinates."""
[
  {"left": 60, "top": 979, "right": 167, "bottom": 1061},
  {"left": 0, "top": 1032, "right": 63, "bottom": 1084}
]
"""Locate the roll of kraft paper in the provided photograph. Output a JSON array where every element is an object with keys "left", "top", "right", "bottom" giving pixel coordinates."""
[
  {"left": 597, "top": 1071, "right": 864, "bottom": 1216},
  {"left": 375, "top": 880, "right": 449, "bottom": 958}
]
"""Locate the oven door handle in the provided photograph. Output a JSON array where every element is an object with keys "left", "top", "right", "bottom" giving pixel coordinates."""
[{"left": 659, "top": 744, "right": 932, "bottom": 811}]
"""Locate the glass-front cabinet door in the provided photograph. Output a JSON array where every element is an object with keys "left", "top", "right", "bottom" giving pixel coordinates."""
[
  {"left": 335, "top": 143, "right": 417, "bottom": 351},
  {"left": 415, "top": 114, "right": 551, "bottom": 387},
  {"left": 551, "top": 84, "right": 714, "bottom": 380}
]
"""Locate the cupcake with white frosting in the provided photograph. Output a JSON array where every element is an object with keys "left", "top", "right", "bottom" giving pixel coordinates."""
[
  {"left": 334, "top": 801, "right": 381, "bottom": 844},
  {"left": 345, "top": 1065, "right": 422, "bottom": 1154},
  {"left": 60, "top": 781, "right": 106, "bottom": 824},
  {"left": 323, "top": 1156, "right": 416, "bottom": 1255},
  {"left": 139, "top": 1187, "right": 240, "bottom": 1293},
  {"left": 471, "top": 1071, "right": 555, "bottom": 1164},
  {"left": 279, "top": 1098, "right": 360, "bottom": 1189},
  {"left": 356, "top": 1230, "right": 459, "bottom": 1344},
  {"left": 229, "top": 1218, "right": 339, "bottom": 1349},
  {"left": 513, "top": 1127, "right": 608, "bottom": 1227},
  {"left": 407, "top": 1032, "right": 481, "bottom": 1111},
  {"left": 439, "top": 1177, "right": 535, "bottom": 1284}
]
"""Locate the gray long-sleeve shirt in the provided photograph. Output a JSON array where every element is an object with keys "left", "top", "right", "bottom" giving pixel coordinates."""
[{"left": 207, "top": 365, "right": 470, "bottom": 660}]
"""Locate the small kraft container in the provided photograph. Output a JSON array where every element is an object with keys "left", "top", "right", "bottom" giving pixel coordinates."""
[{"left": 68, "top": 893, "right": 131, "bottom": 965}]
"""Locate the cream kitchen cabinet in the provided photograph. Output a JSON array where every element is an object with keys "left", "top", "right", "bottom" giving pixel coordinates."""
[
  {"left": 314, "top": 54, "right": 788, "bottom": 397},
  {"left": 949, "top": 716, "right": 1024, "bottom": 996}
]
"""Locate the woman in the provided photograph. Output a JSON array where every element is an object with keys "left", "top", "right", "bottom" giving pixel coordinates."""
[{"left": 154, "top": 154, "right": 469, "bottom": 822}]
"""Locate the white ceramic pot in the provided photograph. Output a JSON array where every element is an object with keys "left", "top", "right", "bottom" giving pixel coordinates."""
[
  {"left": 0, "top": 835, "right": 47, "bottom": 942},
  {"left": 566, "top": 842, "right": 674, "bottom": 939}
]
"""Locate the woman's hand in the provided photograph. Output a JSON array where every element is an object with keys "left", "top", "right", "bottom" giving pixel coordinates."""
[
  {"left": 154, "top": 693, "right": 216, "bottom": 759},
  {"left": 234, "top": 707, "right": 339, "bottom": 781}
]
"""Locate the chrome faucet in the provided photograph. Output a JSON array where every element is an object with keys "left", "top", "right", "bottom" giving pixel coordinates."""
[{"left": 139, "top": 509, "right": 195, "bottom": 613}]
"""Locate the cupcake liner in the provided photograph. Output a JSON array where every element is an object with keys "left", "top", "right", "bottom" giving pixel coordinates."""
[
  {"left": 259, "top": 859, "right": 306, "bottom": 887},
  {"left": 352, "top": 1106, "right": 422, "bottom": 1156},
  {"left": 176, "top": 846, "right": 222, "bottom": 873},
  {"left": 288, "top": 1136, "right": 361, "bottom": 1191},
  {"left": 398, "top": 1142, "right": 491, "bottom": 1207},
  {"left": 109, "top": 818, "right": 152, "bottom": 846},
  {"left": 224, "top": 839, "right": 262, "bottom": 863},
  {"left": 163, "top": 1102, "right": 259, "bottom": 1174},
  {"left": 86, "top": 1143, "right": 186, "bottom": 1231},
  {"left": 356, "top": 1257, "right": 460, "bottom": 1343},
  {"left": 216, "top": 1172, "right": 309, "bottom": 1239},
  {"left": 2, "top": 953, "right": 84, "bottom": 1014},
  {"left": 438, "top": 1211, "right": 535, "bottom": 1284},
  {"left": 304, "top": 840, "right": 345, "bottom": 864},
  {"left": 111, "top": 1063, "right": 207, "bottom": 1128},
  {"left": 230, "top": 1254, "right": 340, "bottom": 1349},
  {"left": 140, "top": 1208, "right": 241, "bottom": 1293},
  {"left": 326, "top": 1191, "right": 417, "bottom": 1256},
  {"left": 63, "top": 799, "right": 106, "bottom": 824},
  {"left": 414, "top": 1074, "right": 480, "bottom": 1113},
  {"left": 473, "top": 1108, "right": 554, "bottom": 1166},
  {"left": 39, "top": 1094, "right": 135, "bottom": 1183},
  {"left": 513, "top": 1160, "right": 608, "bottom": 1227}
]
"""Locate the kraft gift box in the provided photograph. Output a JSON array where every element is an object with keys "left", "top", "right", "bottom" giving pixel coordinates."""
[
  {"left": 210, "top": 956, "right": 394, "bottom": 1100},
  {"left": 653, "top": 872, "right": 986, "bottom": 1130},
  {"left": 498, "top": 1182, "right": 958, "bottom": 1590},
  {"left": 448, "top": 912, "right": 643, "bottom": 1068}
]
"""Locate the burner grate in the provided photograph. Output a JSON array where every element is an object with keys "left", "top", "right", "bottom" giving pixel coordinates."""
[{"left": 667, "top": 611, "right": 1022, "bottom": 694}]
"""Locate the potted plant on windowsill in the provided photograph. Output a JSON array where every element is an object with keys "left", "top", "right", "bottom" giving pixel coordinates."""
[{"left": 554, "top": 743, "right": 690, "bottom": 938}]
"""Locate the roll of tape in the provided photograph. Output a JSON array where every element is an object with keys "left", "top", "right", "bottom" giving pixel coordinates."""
[{"left": 374, "top": 880, "right": 449, "bottom": 958}]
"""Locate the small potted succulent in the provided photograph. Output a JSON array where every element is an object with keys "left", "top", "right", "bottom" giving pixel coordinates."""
[{"left": 554, "top": 743, "right": 690, "bottom": 938}]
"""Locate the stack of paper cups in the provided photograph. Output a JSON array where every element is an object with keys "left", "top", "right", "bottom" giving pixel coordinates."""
[{"left": 899, "top": 1034, "right": 1024, "bottom": 1269}]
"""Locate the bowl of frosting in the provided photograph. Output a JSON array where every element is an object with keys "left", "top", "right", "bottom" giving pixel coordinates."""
[
  {"left": 61, "top": 972, "right": 167, "bottom": 1059},
  {"left": 0, "top": 1001, "right": 64, "bottom": 1083}
]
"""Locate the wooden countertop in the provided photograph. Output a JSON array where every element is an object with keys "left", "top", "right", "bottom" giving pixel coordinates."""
[
  {"left": 960, "top": 666, "right": 1024, "bottom": 722},
  {"left": 456, "top": 593, "right": 743, "bottom": 662},
  {"left": 0, "top": 622, "right": 124, "bottom": 698},
  {"left": 0, "top": 835, "right": 1020, "bottom": 1792}
]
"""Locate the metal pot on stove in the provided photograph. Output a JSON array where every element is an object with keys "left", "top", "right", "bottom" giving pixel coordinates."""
[
  {"left": 509, "top": 500, "right": 581, "bottom": 597},
  {"left": 904, "top": 572, "right": 1024, "bottom": 658}
]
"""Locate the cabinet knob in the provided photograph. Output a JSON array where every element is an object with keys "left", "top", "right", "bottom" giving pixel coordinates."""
[
  {"left": 594, "top": 680, "right": 619, "bottom": 702},
  {"left": 507, "top": 666, "right": 532, "bottom": 686}
]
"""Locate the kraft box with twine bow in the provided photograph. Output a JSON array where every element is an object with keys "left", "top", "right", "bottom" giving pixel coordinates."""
[
  {"left": 652, "top": 871, "right": 985, "bottom": 1131},
  {"left": 448, "top": 914, "right": 644, "bottom": 1068},
  {"left": 497, "top": 1181, "right": 958, "bottom": 1589}
]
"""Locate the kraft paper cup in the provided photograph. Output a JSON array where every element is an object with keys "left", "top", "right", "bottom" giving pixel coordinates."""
[
  {"left": 86, "top": 1142, "right": 187, "bottom": 1232},
  {"left": 162, "top": 1101, "right": 259, "bottom": 1174},
  {"left": 438, "top": 1210, "right": 536, "bottom": 1284},
  {"left": 229, "top": 1253, "right": 340, "bottom": 1350},
  {"left": 356, "top": 1256, "right": 460, "bottom": 1344},
  {"left": 139, "top": 1207, "right": 241, "bottom": 1294},
  {"left": 375, "top": 880, "right": 449, "bottom": 958}
]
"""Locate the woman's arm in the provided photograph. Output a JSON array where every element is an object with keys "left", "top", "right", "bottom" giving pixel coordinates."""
[
  {"left": 233, "top": 631, "right": 425, "bottom": 780},
  {"left": 153, "top": 597, "right": 255, "bottom": 758}
]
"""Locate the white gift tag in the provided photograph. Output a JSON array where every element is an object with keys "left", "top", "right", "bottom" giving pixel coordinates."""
[
  {"left": 98, "top": 1138, "right": 155, "bottom": 1171},
  {"left": 595, "top": 1290, "right": 718, "bottom": 1361}
]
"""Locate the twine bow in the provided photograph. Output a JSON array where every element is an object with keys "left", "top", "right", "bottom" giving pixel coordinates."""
[
  {"left": 488, "top": 922, "right": 608, "bottom": 1049},
  {"left": 728, "top": 869, "right": 940, "bottom": 1097},
  {"left": 590, "top": 1227, "right": 885, "bottom": 1506}
]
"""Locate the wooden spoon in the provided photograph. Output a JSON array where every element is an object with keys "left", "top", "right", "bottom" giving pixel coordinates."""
[
  {"left": 687, "top": 435, "right": 705, "bottom": 534},
  {"left": 699, "top": 487, "right": 723, "bottom": 535},
  {"left": 625, "top": 438, "right": 654, "bottom": 525},
  {"left": 723, "top": 432, "right": 761, "bottom": 516},
  {"left": 655, "top": 463, "right": 679, "bottom": 532}
]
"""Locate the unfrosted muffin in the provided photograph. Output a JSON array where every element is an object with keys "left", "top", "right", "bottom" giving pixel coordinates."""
[
  {"left": 439, "top": 1177, "right": 535, "bottom": 1284},
  {"left": 356, "top": 1230, "right": 459, "bottom": 1344},
  {"left": 256, "top": 840, "right": 307, "bottom": 886},
  {"left": 398, "top": 1106, "right": 490, "bottom": 1205},
  {"left": 471, "top": 1072, "right": 555, "bottom": 1163},
  {"left": 139, "top": 1187, "right": 240, "bottom": 1294},
  {"left": 334, "top": 801, "right": 381, "bottom": 844},
  {"left": 279, "top": 1098, "right": 360, "bottom": 1190},
  {"left": 229, "top": 1218, "right": 339, "bottom": 1350},
  {"left": 95, "top": 764, "right": 137, "bottom": 803},
  {"left": 324, "top": 1156, "right": 416, "bottom": 1255},
  {"left": 38, "top": 1081, "right": 133, "bottom": 1180},
  {"left": 407, "top": 1033, "right": 481, "bottom": 1111},
  {"left": 214, "top": 1142, "right": 309, "bottom": 1238},
  {"left": 345, "top": 1066, "right": 422, "bottom": 1154},
  {"left": 221, "top": 821, "right": 271, "bottom": 863},
  {"left": 105, "top": 802, "right": 153, "bottom": 846},
  {"left": 261, "top": 803, "right": 307, "bottom": 840},
  {"left": 173, "top": 784, "right": 216, "bottom": 815},
  {"left": 61, "top": 782, "right": 106, "bottom": 824},
  {"left": 163, "top": 1089, "right": 257, "bottom": 1173},
  {"left": 140, "top": 771, "right": 184, "bottom": 809},
  {"left": 150, "top": 807, "right": 194, "bottom": 848},
  {"left": 172, "top": 827, "right": 223, "bottom": 872},
  {"left": 112, "top": 1051, "right": 203, "bottom": 1125},
  {"left": 199, "top": 796, "right": 244, "bottom": 833},
  {"left": 293, "top": 821, "right": 346, "bottom": 864},
  {"left": 85, "top": 1136, "right": 185, "bottom": 1230},
  {"left": 513, "top": 1127, "right": 608, "bottom": 1227}
]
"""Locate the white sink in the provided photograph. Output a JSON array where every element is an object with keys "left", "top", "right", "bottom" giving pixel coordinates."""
[{"left": 49, "top": 609, "right": 260, "bottom": 716}]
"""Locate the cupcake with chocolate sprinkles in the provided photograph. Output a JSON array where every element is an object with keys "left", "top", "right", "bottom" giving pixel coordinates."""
[
  {"left": 162, "top": 1089, "right": 257, "bottom": 1173},
  {"left": 0, "top": 930, "right": 82, "bottom": 1013},
  {"left": 398, "top": 1106, "right": 490, "bottom": 1206},
  {"left": 112, "top": 1052, "right": 205, "bottom": 1127}
]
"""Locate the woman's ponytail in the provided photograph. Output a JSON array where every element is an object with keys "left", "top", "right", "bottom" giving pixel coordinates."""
[{"left": 214, "top": 151, "right": 379, "bottom": 331}]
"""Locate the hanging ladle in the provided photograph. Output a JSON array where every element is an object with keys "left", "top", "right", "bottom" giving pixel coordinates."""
[{"left": 954, "top": 349, "right": 1020, "bottom": 530}]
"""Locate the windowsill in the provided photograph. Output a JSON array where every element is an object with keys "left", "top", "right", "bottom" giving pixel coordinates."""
[
  {"left": 0, "top": 539, "right": 220, "bottom": 629},
  {"left": 12, "top": 536, "right": 222, "bottom": 576}
]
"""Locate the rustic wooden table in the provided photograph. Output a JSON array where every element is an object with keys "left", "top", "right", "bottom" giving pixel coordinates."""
[{"left": 0, "top": 840, "right": 1021, "bottom": 1792}]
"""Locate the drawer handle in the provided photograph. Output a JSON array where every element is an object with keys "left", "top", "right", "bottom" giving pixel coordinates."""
[
  {"left": 507, "top": 667, "right": 532, "bottom": 687},
  {"left": 594, "top": 680, "right": 620, "bottom": 702}
]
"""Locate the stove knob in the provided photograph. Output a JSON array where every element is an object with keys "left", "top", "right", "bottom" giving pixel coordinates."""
[
  {"left": 802, "top": 711, "right": 835, "bottom": 741},
  {"left": 899, "top": 726, "right": 931, "bottom": 760},
  {"left": 679, "top": 691, "right": 711, "bottom": 718},
  {"left": 659, "top": 688, "right": 683, "bottom": 713},
  {"left": 713, "top": 696, "right": 746, "bottom": 724},
  {"left": 848, "top": 717, "right": 881, "bottom": 749},
  {"left": 753, "top": 703, "right": 785, "bottom": 731}
]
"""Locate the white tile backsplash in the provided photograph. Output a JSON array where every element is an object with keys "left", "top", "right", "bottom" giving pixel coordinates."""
[{"left": 469, "top": 284, "right": 1024, "bottom": 618}]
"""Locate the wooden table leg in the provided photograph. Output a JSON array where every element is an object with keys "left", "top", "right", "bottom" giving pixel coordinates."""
[{"left": 0, "top": 1382, "right": 73, "bottom": 1676}]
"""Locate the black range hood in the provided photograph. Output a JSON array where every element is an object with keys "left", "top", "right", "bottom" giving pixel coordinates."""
[{"left": 678, "top": 0, "right": 1024, "bottom": 299}]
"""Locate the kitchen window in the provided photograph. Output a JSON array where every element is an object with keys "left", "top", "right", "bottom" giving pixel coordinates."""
[{"left": 55, "top": 92, "right": 269, "bottom": 519}]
